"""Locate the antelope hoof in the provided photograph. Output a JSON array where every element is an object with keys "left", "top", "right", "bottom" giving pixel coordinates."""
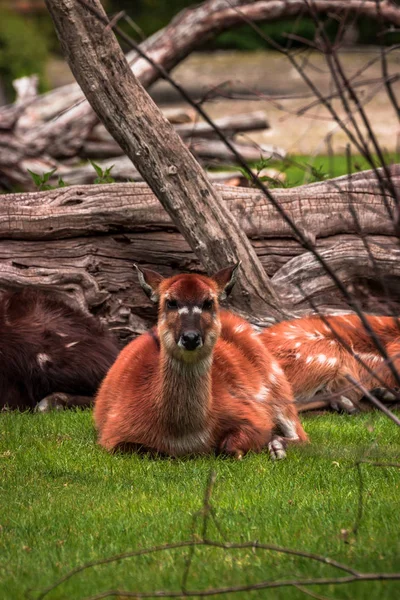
[
  {"left": 268, "top": 437, "right": 287, "bottom": 461},
  {"left": 218, "top": 431, "right": 248, "bottom": 459},
  {"left": 330, "top": 396, "right": 358, "bottom": 415},
  {"left": 35, "top": 393, "right": 68, "bottom": 413},
  {"left": 370, "top": 387, "right": 399, "bottom": 403}
]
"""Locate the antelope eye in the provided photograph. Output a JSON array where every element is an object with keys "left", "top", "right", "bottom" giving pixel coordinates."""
[
  {"left": 202, "top": 299, "right": 213, "bottom": 311},
  {"left": 166, "top": 299, "right": 178, "bottom": 310}
]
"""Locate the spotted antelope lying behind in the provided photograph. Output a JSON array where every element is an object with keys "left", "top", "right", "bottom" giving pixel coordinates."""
[
  {"left": 0, "top": 288, "right": 119, "bottom": 411},
  {"left": 94, "top": 264, "right": 308, "bottom": 459},
  {"left": 261, "top": 313, "right": 400, "bottom": 413}
]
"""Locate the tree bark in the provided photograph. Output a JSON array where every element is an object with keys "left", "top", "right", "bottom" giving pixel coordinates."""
[
  {"left": 0, "top": 167, "right": 397, "bottom": 341},
  {"left": 0, "top": 165, "right": 394, "bottom": 240},
  {"left": 44, "top": 0, "right": 288, "bottom": 322}
]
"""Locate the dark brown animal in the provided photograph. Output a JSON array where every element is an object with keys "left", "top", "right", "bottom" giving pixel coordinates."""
[
  {"left": 0, "top": 288, "right": 119, "bottom": 411},
  {"left": 94, "top": 264, "right": 307, "bottom": 459}
]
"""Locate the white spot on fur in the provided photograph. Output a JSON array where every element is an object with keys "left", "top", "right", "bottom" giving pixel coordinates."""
[
  {"left": 357, "top": 352, "right": 384, "bottom": 363},
  {"left": 317, "top": 354, "right": 327, "bottom": 364},
  {"left": 306, "top": 356, "right": 313, "bottom": 364},
  {"left": 306, "top": 332, "right": 324, "bottom": 340},
  {"left": 255, "top": 385, "right": 270, "bottom": 402},
  {"left": 178, "top": 306, "right": 189, "bottom": 315},
  {"left": 269, "top": 373, "right": 277, "bottom": 385},
  {"left": 327, "top": 357, "right": 338, "bottom": 367},
  {"left": 329, "top": 340, "right": 336, "bottom": 346},
  {"left": 276, "top": 411, "right": 299, "bottom": 440},
  {"left": 271, "top": 362, "right": 284, "bottom": 376},
  {"left": 192, "top": 306, "right": 202, "bottom": 314},
  {"left": 295, "top": 342, "right": 301, "bottom": 348},
  {"left": 65, "top": 341, "right": 79, "bottom": 348},
  {"left": 285, "top": 334, "right": 296, "bottom": 340},
  {"left": 56, "top": 332, "right": 68, "bottom": 338},
  {"left": 269, "top": 332, "right": 277, "bottom": 336},
  {"left": 342, "top": 317, "right": 354, "bottom": 327},
  {"left": 37, "top": 353, "right": 51, "bottom": 369},
  {"left": 234, "top": 324, "right": 247, "bottom": 334},
  {"left": 295, "top": 352, "right": 302, "bottom": 359}
]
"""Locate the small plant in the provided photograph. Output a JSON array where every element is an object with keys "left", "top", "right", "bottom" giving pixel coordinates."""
[
  {"left": 90, "top": 160, "right": 116, "bottom": 184},
  {"left": 237, "top": 156, "right": 288, "bottom": 189},
  {"left": 27, "top": 169, "right": 67, "bottom": 191},
  {"left": 306, "top": 163, "right": 329, "bottom": 182}
]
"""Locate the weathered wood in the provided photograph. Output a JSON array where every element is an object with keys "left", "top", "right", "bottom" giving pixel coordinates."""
[
  {"left": 80, "top": 112, "right": 272, "bottom": 159},
  {"left": 79, "top": 137, "right": 280, "bottom": 163},
  {"left": 0, "top": 231, "right": 398, "bottom": 342},
  {"left": 272, "top": 237, "right": 400, "bottom": 311},
  {"left": 0, "top": 167, "right": 396, "bottom": 241},
  {"left": 0, "top": 167, "right": 398, "bottom": 341},
  {"left": 45, "top": 0, "right": 287, "bottom": 322}
]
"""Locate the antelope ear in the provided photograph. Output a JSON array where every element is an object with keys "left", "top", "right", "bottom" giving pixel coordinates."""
[
  {"left": 213, "top": 262, "right": 241, "bottom": 301},
  {"left": 134, "top": 264, "right": 164, "bottom": 303}
]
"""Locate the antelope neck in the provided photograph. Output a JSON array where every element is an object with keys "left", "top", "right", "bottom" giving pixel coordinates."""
[{"left": 157, "top": 347, "right": 213, "bottom": 437}]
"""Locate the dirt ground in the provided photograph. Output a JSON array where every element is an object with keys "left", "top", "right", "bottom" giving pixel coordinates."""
[{"left": 47, "top": 47, "right": 400, "bottom": 155}]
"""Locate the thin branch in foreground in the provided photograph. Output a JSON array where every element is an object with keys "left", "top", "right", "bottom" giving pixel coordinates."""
[
  {"left": 36, "top": 536, "right": 360, "bottom": 599},
  {"left": 81, "top": 572, "right": 400, "bottom": 599},
  {"left": 352, "top": 462, "right": 365, "bottom": 536},
  {"left": 345, "top": 375, "right": 400, "bottom": 426},
  {"left": 294, "top": 583, "right": 335, "bottom": 600},
  {"left": 181, "top": 470, "right": 217, "bottom": 593}
]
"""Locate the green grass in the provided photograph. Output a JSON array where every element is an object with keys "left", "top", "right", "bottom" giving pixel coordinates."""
[
  {"left": 274, "top": 153, "right": 400, "bottom": 187},
  {"left": 222, "top": 153, "right": 400, "bottom": 189},
  {"left": 1, "top": 411, "right": 399, "bottom": 600}
]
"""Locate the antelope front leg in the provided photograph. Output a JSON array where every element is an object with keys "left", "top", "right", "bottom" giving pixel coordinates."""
[{"left": 218, "top": 424, "right": 272, "bottom": 459}]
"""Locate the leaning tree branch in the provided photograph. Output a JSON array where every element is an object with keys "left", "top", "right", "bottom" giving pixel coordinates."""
[{"left": 44, "top": 0, "right": 289, "bottom": 322}]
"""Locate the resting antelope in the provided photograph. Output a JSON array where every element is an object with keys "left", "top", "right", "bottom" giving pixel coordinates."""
[
  {"left": 261, "top": 313, "right": 400, "bottom": 413},
  {"left": 94, "top": 265, "right": 308, "bottom": 459},
  {"left": 0, "top": 288, "right": 119, "bottom": 411}
]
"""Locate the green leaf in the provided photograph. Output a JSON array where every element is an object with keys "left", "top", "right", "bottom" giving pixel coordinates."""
[
  {"left": 27, "top": 169, "right": 43, "bottom": 188},
  {"left": 90, "top": 160, "right": 104, "bottom": 178},
  {"left": 42, "top": 168, "right": 57, "bottom": 183}
]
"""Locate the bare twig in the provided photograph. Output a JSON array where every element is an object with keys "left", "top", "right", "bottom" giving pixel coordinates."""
[{"left": 345, "top": 375, "right": 400, "bottom": 426}]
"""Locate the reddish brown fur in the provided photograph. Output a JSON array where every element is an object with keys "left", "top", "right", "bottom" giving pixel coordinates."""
[
  {"left": 261, "top": 314, "right": 400, "bottom": 410},
  {"left": 94, "top": 268, "right": 307, "bottom": 457},
  {"left": 0, "top": 288, "right": 119, "bottom": 410}
]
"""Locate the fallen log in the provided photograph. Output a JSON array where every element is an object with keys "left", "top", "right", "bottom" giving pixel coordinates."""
[
  {"left": 0, "top": 166, "right": 395, "bottom": 241},
  {"left": 0, "top": 167, "right": 398, "bottom": 341},
  {"left": 80, "top": 111, "right": 272, "bottom": 159}
]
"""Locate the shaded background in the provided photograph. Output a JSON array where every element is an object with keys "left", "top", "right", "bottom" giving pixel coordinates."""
[{"left": 0, "top": 0, "right": 399, "bottom": 155}]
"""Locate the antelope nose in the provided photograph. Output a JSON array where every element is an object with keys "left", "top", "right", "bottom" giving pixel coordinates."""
[{"left": 180, "top": 331, "right": 202, "bottom": 351}]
